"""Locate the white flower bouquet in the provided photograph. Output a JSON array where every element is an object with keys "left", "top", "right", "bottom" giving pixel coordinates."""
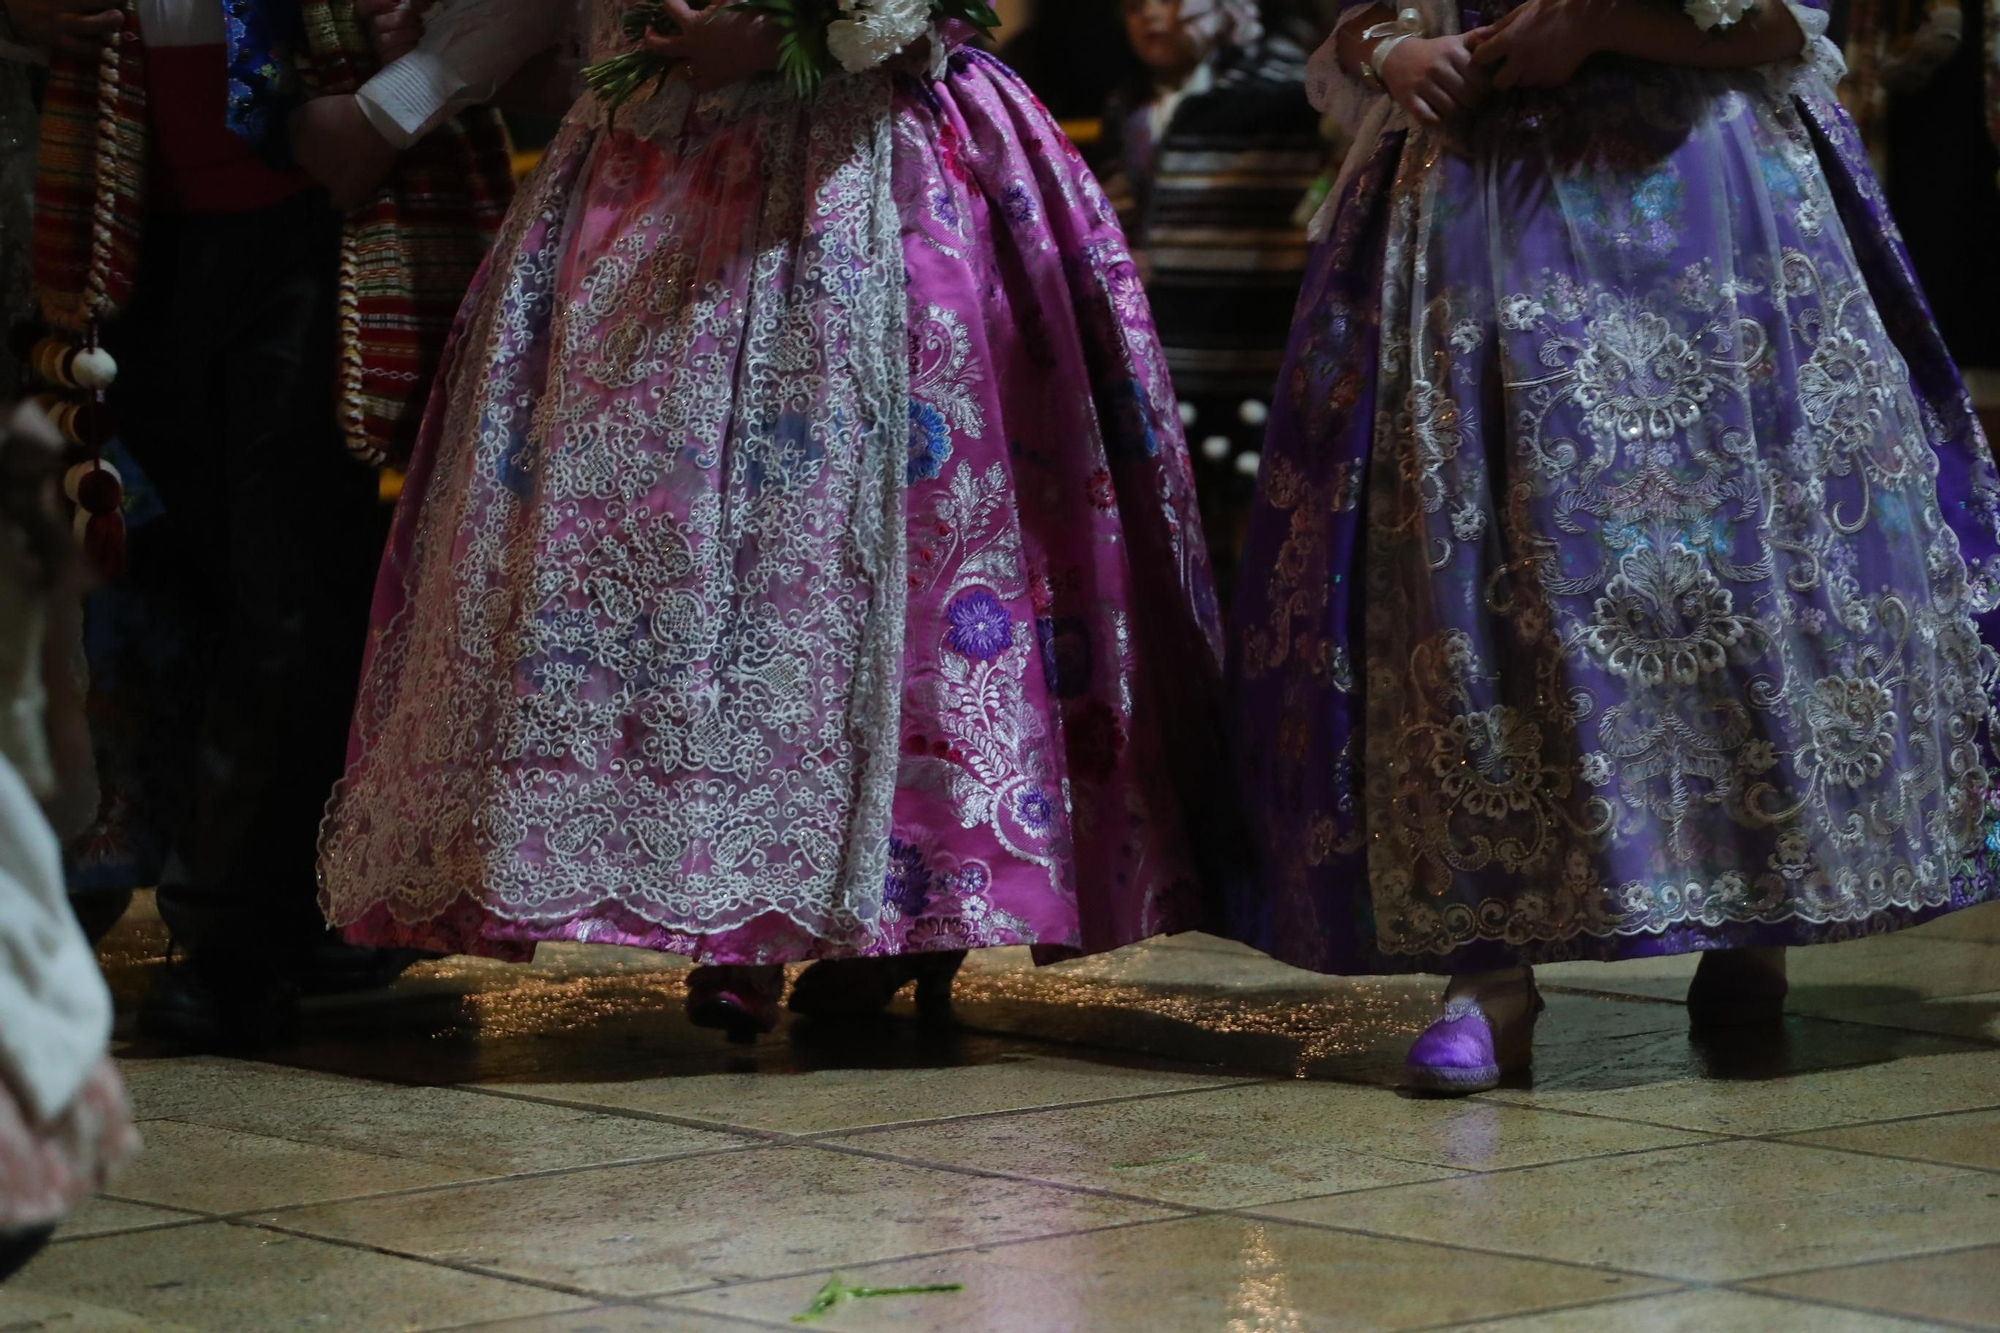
[
  {"left": 585, "top": 0, "right": 1001, "bottom": 108},
  {"left": 1683, "top": 0, "right": 1760, "bottom": 32}
]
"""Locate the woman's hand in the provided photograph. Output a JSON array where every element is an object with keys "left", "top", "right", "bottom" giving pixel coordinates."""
[
  {"left": 3, "top": 0, "right": 123, "bottom": 55},
  {"left": 1378, "top": 34, "right": 1490, "bottom": 130},
  {"left": 355, "top": 0, "right": 434, "bottom": 65},
  {"left": 640, "top": 0, "right": 782, "bottom": 93},
  {"left": 1467, "top": 0, "right": 1605, "bottom": 89},
  {"left": 289, "top": 95, "right": 398, "bottom": 211}
]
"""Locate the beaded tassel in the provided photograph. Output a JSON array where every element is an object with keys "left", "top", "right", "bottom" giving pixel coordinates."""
[{"left": 31, "top": 24, "right": 134, "bottom": 576}]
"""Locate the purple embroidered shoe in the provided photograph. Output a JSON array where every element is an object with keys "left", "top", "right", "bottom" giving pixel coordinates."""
[{"left": 1406, "top": 982, "right": 1546, "bottom": 1095}]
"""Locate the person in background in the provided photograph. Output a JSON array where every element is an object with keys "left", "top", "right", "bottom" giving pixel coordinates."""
[
  {"left": 1099, "top": 0, "right": 1322, "bottom": 594},
  {"left": 0, "top": 3, "right": 41, "bottom": 404},
  {"left": 998, "top": 0, "right": 1142, "bottom": 120},
  {"left": 1, "top": 0, "right": 118, "bottom": 943},
  {"left": 0, "top": 403, "right": 137, "bottom": 1283},
  {"left": 1843, "top": 0, "right": 1999, "bottom": 425},
  {"left": 14, "top": 0, "right": 514, "bottom": 1050}
]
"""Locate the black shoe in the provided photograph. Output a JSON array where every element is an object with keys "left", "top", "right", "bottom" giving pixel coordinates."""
[
  {"left": 0, "top": 1225, "right": 54, "bottom": 1283},
  {"left": 138, "top": 951, "right": 302, "bottom": 1052},
  {"left": 788, "top": 951, "right": 966, "bottom": 1019},
  {"left": 296, "top": 938, "right": 433, "bottom": 997},
  {"left": 1685, "top": 948, "right": 1789, "bottom": 1029},
  {"left": 69, "top": 886, "right": 134, "bottom": 946}
]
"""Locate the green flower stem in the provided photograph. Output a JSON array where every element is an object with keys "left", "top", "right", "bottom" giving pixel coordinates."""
[{"left": 793, "top": 1274, "right": 965, "bottom": 1323}]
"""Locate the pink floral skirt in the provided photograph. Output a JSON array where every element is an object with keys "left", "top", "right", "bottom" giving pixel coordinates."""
[{"left": 320, "top": 54, "right": 1229, "bottom": 966}]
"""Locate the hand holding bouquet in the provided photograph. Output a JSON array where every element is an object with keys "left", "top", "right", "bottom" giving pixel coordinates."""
[{"left": 584, "top": 0, "right": 1001, "bottom": 109}]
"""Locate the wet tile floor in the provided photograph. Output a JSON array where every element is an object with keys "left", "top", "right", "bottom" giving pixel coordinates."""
[{"left": 6, "top": 897, "right": 2000, "bottom": 1331}]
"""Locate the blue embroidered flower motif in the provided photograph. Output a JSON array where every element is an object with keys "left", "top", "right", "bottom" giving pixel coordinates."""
[
  {"left": 1104, "top": 379, "right": 1161, "bottom": 459},
  {"left": 885, "top": 839, "right": 934, "bottom": 916},
  {"left": 1035, "top": 616, "right": 1093, "bottom": 698},
  {"left": 1001, "top": 181, "right": 1038, "bottom": 225},
  {"left": 951, "top": 861, "right": 992, "bottom": 897},
  {"left": 929, "top": 186, "right": 960, "bottom": 230},
  {"left": 1016, "top": 788, "right": 1054, "bottom": 832},
  {"left": 908, "top": 401, "right": 952, "bottom": 483},
  {"left": 1759, "top": 153, "right": 1803, "bottom": 202},
  {"left": 1631, "top": 171, "right": 1682, "bottom": 222},
  {"left": 1985, "top": 820, "right": 2000, "bottom": 856},
  {"left": 946, "top": 589, "right": 1013, "bottom": 660}
]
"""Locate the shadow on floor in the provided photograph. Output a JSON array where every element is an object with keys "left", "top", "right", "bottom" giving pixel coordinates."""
[{"left": 96, "top": 891, "right": 1987, "bottom": 1107}]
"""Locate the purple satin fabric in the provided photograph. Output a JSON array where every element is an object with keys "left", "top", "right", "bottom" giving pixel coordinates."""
[{"left": 1226, "top": 11, "right": 2000, "bottom": 976}]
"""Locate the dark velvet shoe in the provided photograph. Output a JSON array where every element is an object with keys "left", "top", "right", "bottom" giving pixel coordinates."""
[
  {"left": 788, "top": 952, "right": 966, "bottom": 1019},
  {"left": 686, "top": 965, "right": 785, "bottom": 1044},
  {"left": 0, "top": 1225, "right": 54, "bottom": 1283},
  {"left": 69, "top": 886, "right": 133, "bottom": 947},
  {"left": 1685, "top": 948, "right": 1788, "bottom": 1029},
  {"left": 296, "top": 937, "right": 434, "bottom": 996},
  {"left": 138, "top": 949, "right": 302, "bottom": 1052}
]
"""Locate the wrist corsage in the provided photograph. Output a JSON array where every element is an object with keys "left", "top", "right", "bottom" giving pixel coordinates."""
[
  {"left": 585, "top": 0, "right": 1000, "bottom": 110},
  {"left": 1358, "top": 7, "right": 1424, "bottom": 86}
]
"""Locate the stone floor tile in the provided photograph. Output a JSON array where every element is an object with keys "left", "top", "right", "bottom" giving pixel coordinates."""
[
  {"left": 1260, "top": 1140, "right": 2000, "bottom": 1283},
  {"left": 1745, "top": 1244, "right": 2000, "bottom": 1329},
  {"left": 1785, "top": 939, "right": 2000, "bottom": 1018},
  {"left": 1535, "top": 956, "right": 1702, "bottom": 1005},
  {"left": 1486, "top": 1028, "right": 2000, "bottom": 1135},
  {"left": 0, "top": 1287, "right": 204, "bottom": 1332},
  {"left": 57, "top": 1196, "right": 203, "bottom": 1240},
  {"left": 1789, "top": 1108, "right": 2000, "bottom": 1173},
  {"left": 4, "top": 1222, "right": 587, "bottom": 1332},
  {"left": 107, "top": 1119, "right": 474, "bottom": 1213},
  {"left": 1825, "top": 992, "right": 2000, "bottom": 1046},
  {"left": 117, "top": 1056, "right": 745, "bottom": 1175},
  {"left": 834, "top": 1080, "right": 1706, "bottom": 1209},
  {"left": 1432, "top": 1287, "right": 1958, "bottom": 1332},
  {"left": 445, "top": 1309, "right": 783, "bottom": 1332},
  {"left": 262, "top": 1145, "right": 1175, "bottom": 1298},
  {"left": 675, "top": 1215, "right": 1665, "bottom": 1332},
  {"left": 492, "top": 1052, "right": 1245, "bottom": 1136}
]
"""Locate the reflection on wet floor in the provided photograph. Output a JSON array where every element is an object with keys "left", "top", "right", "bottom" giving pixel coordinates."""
[{"left": 11, "top": 893, "right": 2000, "bottom": 1331}]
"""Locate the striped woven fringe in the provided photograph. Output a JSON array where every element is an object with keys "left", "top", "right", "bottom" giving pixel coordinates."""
[
  {"left": 32, "top": 1, "right": 146, "bottom": 336},
  {"left": 32, "top": 0, "right": 514, "bottom": 469},
  {"left": 300, "top": 0, "right": 516, "bottom": 469}
]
